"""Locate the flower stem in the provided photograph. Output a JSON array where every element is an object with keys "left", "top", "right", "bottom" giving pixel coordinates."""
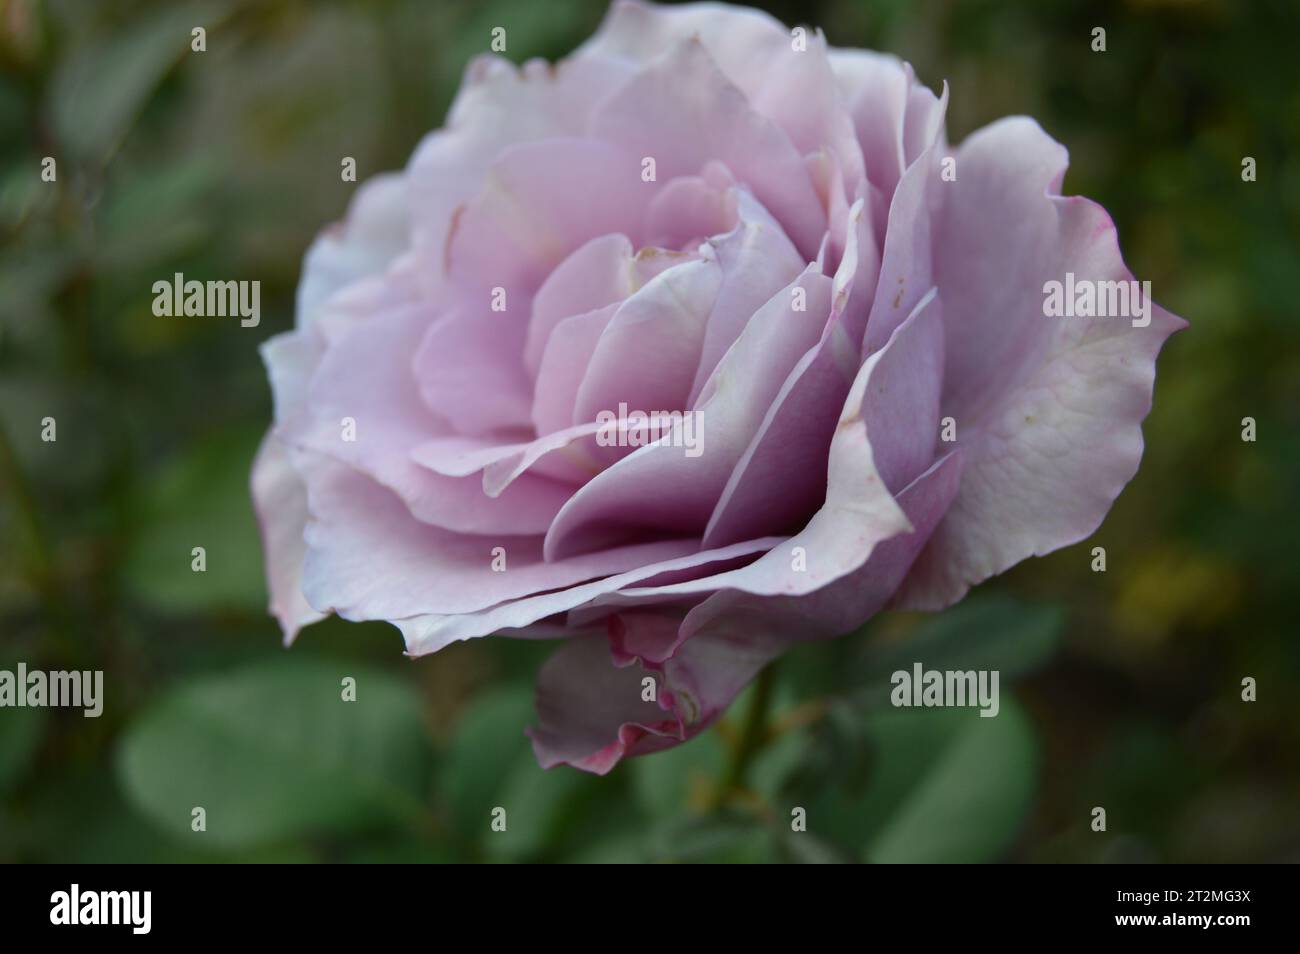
[{"left": 716, "top": 662, "right": 777, "bottom": 805}]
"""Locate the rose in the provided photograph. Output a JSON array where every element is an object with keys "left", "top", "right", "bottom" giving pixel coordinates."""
[{"left": 252, "top": 0, "right": 1184, "bottom": 773}]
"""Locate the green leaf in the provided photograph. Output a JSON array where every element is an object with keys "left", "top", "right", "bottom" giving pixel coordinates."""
[
  {"left": 850, "top": 596, "right": 1064, "bottom": 707},
  {"left": 629, "top": 728, "right": 725, "bottom": 817},
  {"left": 97, "top": 157, "right": 220, "bottom": 270},
  {"left": 0, "top": 651, "right": 48, "bottom": 797},
  {"left": 775, "top": 829, "right": 856, "bottom": 864},
  {"left": 749, "top": 726, "right": 814, "bottom": 803},
  {"left": 483, "top": 751, "right": 588, "bottom": 862},
  {"left": 440, "top": 685, "right": 535, "bottom": 835},
  {"left": 646, "top": 813, "right": 774, "bottom": 864},
  {"left": 0, "top": 705, "right": 45, "bottom": 796},
  {"left": 123, "top": 426, "right": 267, "bottom": 613},
  {"left": 860, "top": 697, "right": 1038, "bottom": 863},
  {"left": 116, "top": 660, "right": 432, "bottom": 850},
  {"left": 51, "top": 6, "right": 214, "bottom": 162}
]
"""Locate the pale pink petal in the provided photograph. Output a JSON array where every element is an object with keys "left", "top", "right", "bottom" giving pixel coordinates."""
[
  {"left": 524, "top": 234, "right": 636, "bottom": 376},
  {"left": 396, "top": 535, "right": 782, "bottom": 655},
  {"left": 406, "top": 54, "right": 634, "bottom": 288},
  {"left": 581, "top": 0, "right": 790, "bottom": 91},
  {"left": 570, "top": 256, "right": 722, "bottom": 426},
  {"left": 531, "top": 448, "right": 966, "bottom": 775},
  {"left": 685, "top": 189, "right": 806, "bottom": 405},
  {"left": 528, "top": 632, "right": 683, "bottom": 774},
  {"left": 531, "top": 303, "right": 619, "bottom": 437},
  {"left": 445, "top": 137, "right": 654, "bottom": 303},
  {"left": 590, "top": 38, "right": 826, "bottom": 258},
  {"left": 296, "top": 173, "right": 410, "bottom": 326},
  {"left": 298, "top": 454, "right": 702, "bottom": 624},
  {"left": 618, "top": 290, "right": 941, "bottom": 602},
  {"left": 861, "top": 83, "right": 949, "bottom": 356},
  {"left": 543, "top": 266, "right": 831, "bottom": 560},
  {"left": 283, "top": 304, "right": 568, "bottom": 534},
  {"left": 250, "top": 436, "right": 325, "bottom": 644},
  {"left": 826, "top": 50, "right": 911, "bottom": 196},
  {"left": 895, "top": 117, "right": 1187, "bottom": 609},
  {"left": 642, "top": 170, "right": 738, "bottom": 250},
  {"left": 412, "top": 306, "right": 535, "bottom": 437}
]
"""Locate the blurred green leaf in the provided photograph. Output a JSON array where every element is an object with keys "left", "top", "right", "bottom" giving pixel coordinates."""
[
  {"left": 123, "top": 426, "right": 266, "bottom": 613},
  {"left": 0, "top": 706, "right": 45, "bottom": 796},
  {"left": 775, "top": 829, "right": 855, "bottom": 864},
  {"left": 483, "top": 751, "right": 587, "bottom": 863},
  {"left": 0, "top": 651, "right": 47, "bottom": 799},
  {"left": 51, "top": 6, "right": 208, "bottom": 162},
  {"left": 116, "top": 659, "right": 432, "bottom": 850},
  {"left": 97, "top": 157, "right": 219, "bottom": 270},
  {"left": 440, "top": 684, "right": 534, "bottom": 835},
  {"left": 630, "top": 729, "right": 725, "bottom": 817},
  {"left": 748, "top": 724, "right": 813, "bottom": 802},
  {"left": 860, "top": 697, "right": 1038, "bottom": 863},
  {"left": 647, "top": 812, "right": 773, "bottom": 864}
]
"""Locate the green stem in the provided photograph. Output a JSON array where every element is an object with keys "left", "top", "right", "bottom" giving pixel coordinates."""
[
  {"left": 0, "top": 419, "right": 79, "bottom": 662},
  {"left": 717, "top": 662, "right": 777, "bottom": 804}
]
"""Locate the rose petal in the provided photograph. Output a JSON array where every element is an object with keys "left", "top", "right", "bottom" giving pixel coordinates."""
[
  {"left": 296, "top": 173, "right": 410, "bottom": 326},
  {"left": 685, "top": 189, "right": 806, "bottom": 405},
  {"left": 531, "top": 303, "right": 619, "bottom": 437},
  {"left": 445, "top": 137, "right": 654, "bottom": 303},
  {"left": 895, "top": 117, "right": 1187, "bottom": 609},
  {"left": 396, "top": 535, "right": 782, "bottom": 655},
  {"left": 285, "top": 303, "right": 569, "bottom": 534},
  {"left": 406, "top": 54, "right": 633, "bottom": 288},
  {"left": 618, "top": 289, "right": 941, "bottom": 601},
  {"left": 542, "top": 266, "right": 831, "bottom": 560},
  {"left": 591, "top": 37, "right": 826, "bottom": 259},
  {"left": 250, "top": 436, "right": 325, "bottom": 644},
  {"left": 298, "top": 453, "right": 702, "bottom": 623},
  {"left": 527, "top": 632, "right": 682, "bottom": 774},
  {"left": 570, "top": 255, "right": 722, "bottom": 426}
]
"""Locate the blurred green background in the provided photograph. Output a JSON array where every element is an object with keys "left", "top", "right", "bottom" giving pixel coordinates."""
[{"left": 1, "top": 0, "right": 1297, "bottom": 863}]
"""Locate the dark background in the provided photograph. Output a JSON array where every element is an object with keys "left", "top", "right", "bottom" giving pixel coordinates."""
[{"left": 0, "top": 0, "right": 1296, "bottom": 862}]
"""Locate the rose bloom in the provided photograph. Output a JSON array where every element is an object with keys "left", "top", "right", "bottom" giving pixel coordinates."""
[{"left": 252, "top": 0, "right": 1184, "bottom": 773}]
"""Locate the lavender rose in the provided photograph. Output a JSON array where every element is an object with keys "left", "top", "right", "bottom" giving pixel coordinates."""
[{"left": 252, "top": 0, "right": 1184, "bottom": 773}]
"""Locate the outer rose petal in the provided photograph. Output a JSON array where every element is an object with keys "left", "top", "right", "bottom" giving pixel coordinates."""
[
  {"left": 894, "top": 117, "right": 1186, "bottom": 609},
  {"left": 395, "top": 535, "right": 783, "bottom": 655},
  {"left": 528, "top": 449, "right": 962, "bottom": 773},
  {"left": 585, "top": 1, "right": 866, "bottom": 192},
  {"left": 297, "top": 453, "right": 705, "bottom": 623},
  {"left": 284, "top": 303, "right": 570, "bottom": 534},
  {"left": 254, "top": 172, "right": 415, "bottom": 644},
  {"left": 528, "top": 632, "right": 684, "bottom": 774},
  {"left": 250, "top": 436, "right": 325, "bottom": 644},
  {"left": 405, "top": 53, "right": 634, "bottom": 288},
  {"left": 295, "top": 173, "right": 410, "bottom": 326}
]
